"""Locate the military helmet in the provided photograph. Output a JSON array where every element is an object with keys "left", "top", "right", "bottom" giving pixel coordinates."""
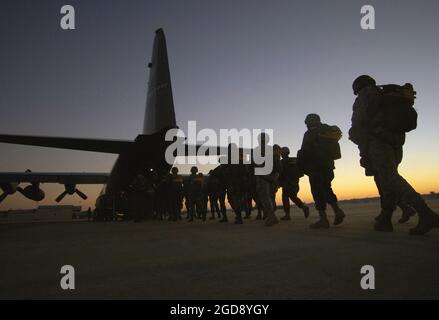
[
  {"left": 281, "top": 147, "right": 290, "bottom": 156},
  {"left": 171, "top": 167, "right": 178, "bottom": 174},
  {"left": 190, "top": 166, "right": 198, "bottom": 174},
  {"left": 305, "top": 113, "right": 321, "bottom": 127},
  {"left": 352, "top": 75, "right": 376, "bottom": 95},
  {"left": 273, "top": 144, "right": 281, "bottom": 157}
]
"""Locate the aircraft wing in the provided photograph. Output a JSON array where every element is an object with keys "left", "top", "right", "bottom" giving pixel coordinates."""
[
  {"left": 0, "top": 134, "right": 135, "bottom": 154},
  {"left": 0, "top": 172, "right": 110, "bottom": 184}
]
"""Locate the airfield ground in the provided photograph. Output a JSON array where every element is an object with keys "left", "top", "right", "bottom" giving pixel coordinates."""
[{"left": 1, "top": 199, "right": 439, "bottom": 299}]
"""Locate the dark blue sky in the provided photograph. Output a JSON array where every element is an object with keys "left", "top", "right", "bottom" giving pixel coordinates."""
[{"left": 1, "top": 0, "right": 439, "bottom": 209}]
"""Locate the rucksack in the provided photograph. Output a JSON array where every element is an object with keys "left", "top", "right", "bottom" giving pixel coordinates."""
[
  {"left": 377, "top": 83, "right": 417, "bottom": 133},
  {"left": 317, "top": 124, "right": 342, "bottom": 161}
]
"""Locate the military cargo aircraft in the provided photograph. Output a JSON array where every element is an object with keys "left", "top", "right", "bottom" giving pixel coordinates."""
[{"left": 0, "top": 29, "right": 201, "bottom": 218}]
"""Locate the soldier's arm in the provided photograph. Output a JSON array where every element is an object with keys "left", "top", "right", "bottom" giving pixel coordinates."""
[{"left": 349, "top": 95, "right": 371, "bottom": 144}]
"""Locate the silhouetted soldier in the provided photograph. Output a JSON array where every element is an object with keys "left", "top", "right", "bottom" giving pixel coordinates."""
[
  {"left": 197, "top": 172, "right": 208, "bottom": 220},
  {"left": 211, "top": 163, "right": 229, "bottom": 223},
  {"left": 186, "top": 167, "right": 205, "bottom": 222},
  {"left": 349, "top": 75, "right": 439, "bottom": 235},
  {"left": 168, "top": 167, "right": 183, "bottom": 221},
  {"left": 207, "top": 169, "right": 222, "bottom": 220},
  {"left": 253, "top": 133, "right": 280, "bottom": 226},
  {"left": 87, "top": 207, "right": 92, "bottom": 221},
  {"left": 224, "top": 148, "right": 251, "bottom": 224},
  {"left": 298, "top": 114, "right": 345, "bottom": 229},
  {"left": 245, "top": 174, "right": 261, "bottom": 219},
  {"left": 271, "top": 144, "right": 282, "bottom": 213},
  {"left": 182, "top": 176, "right": 190, "bottom": 219},
  {"left": 155, "top": 174, "right": 169, "bottom": 220},
  {"left": 279, "top": 147, "right": 310, "bottom": 220}
]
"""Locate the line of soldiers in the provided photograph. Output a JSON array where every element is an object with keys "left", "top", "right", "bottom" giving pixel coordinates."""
[
  {"left": 127, "top": 75, "right": 439, "bottom": 236},
  {"left": 127, "top": 127, "right": 341, "bottom": 229}
]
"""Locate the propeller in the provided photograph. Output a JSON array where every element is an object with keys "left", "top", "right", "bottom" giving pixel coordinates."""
[
  {"left": 55, "top": 184, "right": 88, "bottom": 202},
  {"left": 0, "top": 193, "right": 8, "bottom": 203},
  {"left": 55, "top": 191, "right": 69, "bottom": 203},
  {"left": 0, "top": 182, "right": 21, "bottom": 203},
  {"left": 75, "top": 189, "right": 87, "bottom": 200}
]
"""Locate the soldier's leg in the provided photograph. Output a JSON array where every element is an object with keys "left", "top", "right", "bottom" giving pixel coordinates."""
[
  {"left": 370, "top": 140, "right": 405, "bottom": 232},
  {"left": 289, "top": 184, "right": 310, "bottom": 219},
  {"left": 184, "top": 198, "right": 190, "bottom": 219},
  {"left": 271, "top": 188, "right": 277, "bottom": 213},
  {"left": 397, "top": 198, "right": 416, "bottom": 224},
  {"left": 373, "top": 175, "right": 386, "bottom": 221},
  {"left": 172, "top": 197, "right": 179, "bottom": 221},
  {"left": 212, "top": 195, "right": 220, "bottom": 219},
  {"left": 209, "top": 194, "right": 215, "bottom": 219},
  {"left": 254, "top": 195, "right": 263, "bottom": 220},
  {"left": 196, "top": 197, "right": 206, "bottom": 221},
  {"left": 323, "top": 170, "right": 345, "bottom": 225},
  {"left": 244, "top": 193, "right": 253, "bottom": 219},
  {"left": 195, "top": 195, "right": 201, "bottom": 219},
  {"left": 308, "top": 174, "right": 329, "bottom": 229},
  {"left": 241, "top": 191, "right": 249, "bottom": 222},
  {"left": 256, "top": 177, "right": 277, "bottom": 227},
  {"left": 219, "top": 192, "right": 228, "bottom": 222},
  {"left": 234, "top": 191, "right": 244, "bottom": 224},
  {"left": 281, "top": 186, "right": 291, "bottom": 220},
  {"left": 187, "top": 198, "right": 195, "bottom": 222},
  {"left": 213, "top": 194, "right": 221, "bottom": 218},
  {"left": 218, "top": 192, "right": 226, "bottom": 219},
  {"left": 229, "top": 190, "right": 240, "bottom": 223},
  {"left": 369, "top": 140, "right": 439, "bottom": 234}
]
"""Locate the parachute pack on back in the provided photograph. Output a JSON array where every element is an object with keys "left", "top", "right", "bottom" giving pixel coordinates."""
[
  {"left": 378, "top": 83, "right": 417, "bottom": 133},
  {"left": 317, "top": 124, "right": 342, "bottom": 161}
]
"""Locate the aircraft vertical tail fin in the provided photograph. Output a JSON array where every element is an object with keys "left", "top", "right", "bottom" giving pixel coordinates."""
[{"left": 143, "top": 28, "right": 177, "bottom": 135}]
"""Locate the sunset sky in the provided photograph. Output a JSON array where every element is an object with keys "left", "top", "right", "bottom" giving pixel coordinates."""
[{"left": 1, "top": 0, "right": 438, "bottom": 210}]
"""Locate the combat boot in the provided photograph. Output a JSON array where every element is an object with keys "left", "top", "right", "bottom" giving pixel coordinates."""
[
  {"left": 331, "top": 203, "right": 345, "bottom": 225},
  {"left": 302, "top": 205, "right": 310, "bottom": 219},
  {"left": 310, "top": 211, "right": 330, "bottom": 229},
  {"left": 373, "top": 210, "right": 393, "bottom": 232},
  {"left": 408, "top": 197, "right": 439, "bottom": 235},
  {"left": 398, "top": 206, "right": 416, "bottom": 224},
  {"left": 219, "top": 213, "right": 228, "bottom": 223},
  {"left": 410, "top": 214, "right": 439, "bottom": 235},
  {"left": 264, "top": 211, "right": 279, "bottom": 226},
  {"left": 235, "top": 213, "right": 243, "bottom": 224},
  {"left": 280, "top": 213, "right": 291, "bottom": 221},
  {"left": 256, "top": 213, "right": 262, "bottom": 220}
]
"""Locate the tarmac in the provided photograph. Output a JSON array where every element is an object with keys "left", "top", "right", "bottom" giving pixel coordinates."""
[{"left": 1, "top": 199, "right": 438, "bottom": 299}]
